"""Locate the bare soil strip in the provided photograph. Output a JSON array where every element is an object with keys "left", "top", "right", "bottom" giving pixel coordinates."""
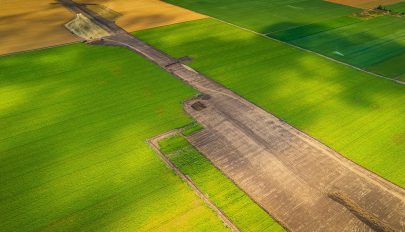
[
  {"left": 148, "top": 131, "right": 240, "bottom": 232},
  {"left": 60, "top": 1, "right": 405, "bottom": 230}
]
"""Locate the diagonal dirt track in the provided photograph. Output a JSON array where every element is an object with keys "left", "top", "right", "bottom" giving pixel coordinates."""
[{"left": 60, "top": 1, "right": 405, "bottom": 231}]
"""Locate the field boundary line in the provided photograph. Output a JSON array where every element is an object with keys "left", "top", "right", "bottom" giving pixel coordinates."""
[
  {"left": 147, "top": 130, "right": 241, "bottom": 232},
  {"left": 207, "top": 16, "right": 404, "bottom": 85},
  {"left": 0, "top": 41, "right": 84, "bottom": 57}
]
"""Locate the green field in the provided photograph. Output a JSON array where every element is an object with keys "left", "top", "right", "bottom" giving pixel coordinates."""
[
  {"left": 387, "top": 2, "right": 405, "bottom": 14},
  {"left": 0, "top": 44, "right": 233, "bottom": 231},
  {"left": 135, "top": 19, "right": 405, "bottom": 187},
  {"left": 164, "top": 0, "right": 405, "bottom": 79},
  {"left": 276, "top": 15, "right": 405, "bottom": 80},
  {"left": 159, "top": 135, "right": 285, "bottom": 232},
  {"left": 164, "top": 0, "right": 357, "bottom": 33}
]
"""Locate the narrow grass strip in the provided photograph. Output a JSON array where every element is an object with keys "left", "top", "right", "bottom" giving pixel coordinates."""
[{"left": 158, "top": 135, "right": 285, "bottom": 232}]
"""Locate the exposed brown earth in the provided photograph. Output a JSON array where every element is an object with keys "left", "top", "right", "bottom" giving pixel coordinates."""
[
  {"left": 182, "top": 79, "right": 405, "bottom": 231},
  {"left": 327, "top": 0, "right": 404, "bottom": 9},
  {"left": 0, "top": 0, "right": 205, "bottom": 55},
  {"left": 56, "top": 1, "right": 405, "bottom": 230}
]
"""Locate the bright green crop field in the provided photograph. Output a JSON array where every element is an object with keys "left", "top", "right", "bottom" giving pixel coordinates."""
[
  {"left": 163, "top": 0, "right": 358, "bottom": 34},
  {"left": 163, "top": 0, "right": 405, "bottom": 79},
  {"left": 135, "top": 19, "right": 405, "bottom": 187},
  {"left": 159, "top": 135, "right": 285, "bottom": 232},
  {"left": 0, "top": 44, "right": 232, "bottom": 231}
]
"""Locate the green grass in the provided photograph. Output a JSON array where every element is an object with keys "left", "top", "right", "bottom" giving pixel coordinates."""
[
  {"left": 159, "top": 135, "right": 284, "bottom": 232},
  {"left": 135, "top": 19, "right": 405, "bottom": 187},
  {"left": 182, "top": 122, "right": 204, "bottom": 136},
  {"left": 163, "top": 0, "right": 405, "bottom": 78},
  {"left": 285, "top": 16, "right": 405, "bottom": 78},
  {"left": 0, "top": 44, "right": 231, "bottom": 232},
  {"left": 367, "top": 52, "right": 405, "bottom": 80}
]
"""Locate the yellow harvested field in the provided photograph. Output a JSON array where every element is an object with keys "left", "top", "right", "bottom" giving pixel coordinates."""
[
  {"left": 0, "top": 0, "right": 78, "bottom": 55},
  {"left": 327, "top": 0, "right": 404, "bottom": 8},
  {"left": 0, "top": 0, "right": 206, "bottom": 55},
  {"left": 76, "top": 0, "right": 207, "bottom": 32}
]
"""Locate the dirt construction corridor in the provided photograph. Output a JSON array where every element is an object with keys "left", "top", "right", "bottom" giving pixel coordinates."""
[{"left": 37, "top": 0, "right": 405, "bottom": 231}]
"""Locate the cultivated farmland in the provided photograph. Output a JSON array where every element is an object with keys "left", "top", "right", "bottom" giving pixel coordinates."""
[
  {"left": 135, "top": 18, "right": 405, "bottom": 186},
  {"left": 163, "top": 0, "right": 405, "bottom": 80},
  {"left": 273, "top": 15, "right": 405, "bottom": 81},
  {"left": 163, "top": 0, "right": 358, "bottom": 34},
  {"left": 0, "top": 44, "right": 231, "bottom": 231},
  {"left": 159, "top": 135, "right": 285, "bottom": 232},
  {"left": 75, "top": 0, "right": 206, "bottom": 34},
  {"left": 0, "top": 0, "right": 204, "bottom": 55},
  {"left": 0, "top": 0, "right": 77, "bottom": 55}
]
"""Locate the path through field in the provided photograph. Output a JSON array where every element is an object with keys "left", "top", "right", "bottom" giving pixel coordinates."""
[
  {"left": 0, "top": 0, "right": 204, "bottom": 55},
  {"left": 60, "top": 1, "right": 405, "bottom": 230}
]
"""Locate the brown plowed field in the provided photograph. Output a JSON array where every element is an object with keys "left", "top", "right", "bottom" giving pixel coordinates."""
[
  {"left": 0, "top": 0, "right": 205, "bottom": 55},
  {"left": 327, "top": 0, "right": 404, "bottom": 8}
]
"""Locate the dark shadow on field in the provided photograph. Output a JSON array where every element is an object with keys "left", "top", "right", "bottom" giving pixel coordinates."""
[{"left": 263, "top": 20, "right": 405, "bottom": 78}]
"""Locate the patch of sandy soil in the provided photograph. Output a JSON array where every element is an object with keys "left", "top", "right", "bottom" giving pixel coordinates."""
[
  {"left": 65, "top": 13, "right": 110, "bottom": 40},
  {"left": 327, "top": 0, "right": 404, "bottom": 9},
  {"left": 0, "top": 0, "right": 205, "bottom": 55}
]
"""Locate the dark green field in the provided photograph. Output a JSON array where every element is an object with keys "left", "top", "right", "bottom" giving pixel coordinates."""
[
  {"left": 275, "top": 15, "right": 405, "bottom": 80},
  {"left": 135, "top": 18, "right": 405, "bottom": 187},
  {"left": 164, "top": 0, "right": 405, "bottom": 80},
  {"left": 164, "top": 0, "right": 357, "bottom": 33},
  {"left": 159, "top": 135, "right": 285, "bottom": 232},
  {"left": 0, "top": 44, "right": 233, "bottom": 231}
]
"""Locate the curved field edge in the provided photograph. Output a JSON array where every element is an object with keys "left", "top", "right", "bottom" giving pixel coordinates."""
[
  {"left": 134, "top": 18, "right": 405, "bottom": 187},
  {"left": 0, "top": 43, "right": 231, "bottom": 231},
  {"left": 158, "top": 134, "right": 285, "bottom": 232}
]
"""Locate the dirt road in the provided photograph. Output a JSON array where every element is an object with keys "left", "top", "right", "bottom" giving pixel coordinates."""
[{"left": 60, "top": 1, "right": 405, "bottom": 230}]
